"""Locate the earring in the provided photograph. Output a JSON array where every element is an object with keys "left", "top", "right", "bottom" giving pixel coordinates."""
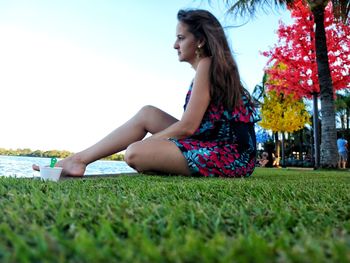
[{"left": 195, "top": 45, "right": 202, "bottom": 59}]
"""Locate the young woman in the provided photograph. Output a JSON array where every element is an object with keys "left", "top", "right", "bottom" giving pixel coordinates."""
[{"left": 33, "top": 9, "right": 260, "bottom": 178}]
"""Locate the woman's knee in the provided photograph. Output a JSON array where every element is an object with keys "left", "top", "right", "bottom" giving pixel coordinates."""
[
  {"left": 124, "top": 142, "right": 143, "bottom": 171},
  {"left": 137, "top": 105, "right": 158, "bottom": 118},
  {"left": 134, "top": 105, "right": 158, "bottom": 126}
]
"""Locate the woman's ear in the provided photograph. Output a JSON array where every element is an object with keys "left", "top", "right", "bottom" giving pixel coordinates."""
[{"left": 197, "top": 39, "right": 206, "bottom": 49}]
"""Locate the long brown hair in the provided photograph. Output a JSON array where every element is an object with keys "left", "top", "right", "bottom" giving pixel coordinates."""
[{"left": 177, "top": 9, "right": 246, "bottom": 110}]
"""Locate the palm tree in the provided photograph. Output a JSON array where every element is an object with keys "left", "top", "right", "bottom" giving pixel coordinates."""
[
  {"left": 335, "top": 91, "right": 350, "bottom": 129},
  {"left": 252, "top": 73, "right": 267, "bottom": 105},
  {"left": 221, "top": 0, "right": 349, "bottom": 167}
]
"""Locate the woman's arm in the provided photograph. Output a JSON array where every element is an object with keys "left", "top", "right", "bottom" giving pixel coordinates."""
[{"left": 149, "top": 57, "right": 211, "bottom": 140}]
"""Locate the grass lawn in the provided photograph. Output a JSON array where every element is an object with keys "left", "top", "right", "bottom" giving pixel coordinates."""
[{"left": 0, "top": 168, "right": 349, "bottom": 262}]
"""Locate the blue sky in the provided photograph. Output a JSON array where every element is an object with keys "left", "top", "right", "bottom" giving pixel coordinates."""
[{"left": 0, "top": 1, "right": 292, "bottom": 152}]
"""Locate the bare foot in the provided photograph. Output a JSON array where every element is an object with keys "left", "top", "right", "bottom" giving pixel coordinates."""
[{"left": 32, "top": 155, "right": 87, "bottom": 177}]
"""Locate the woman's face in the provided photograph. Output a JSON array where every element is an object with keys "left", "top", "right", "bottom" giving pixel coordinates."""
[{"left": 174, "top": 22, "right": 199, "bottom": 66}]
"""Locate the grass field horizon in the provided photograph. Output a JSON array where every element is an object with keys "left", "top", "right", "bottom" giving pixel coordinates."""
[{"left": 0, "top": 168, "right": 349, "bottom": 262}]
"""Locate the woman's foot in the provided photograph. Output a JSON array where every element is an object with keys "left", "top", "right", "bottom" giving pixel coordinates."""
[{"left": 32, "top": 154, "right": 87, "bottom": 177}]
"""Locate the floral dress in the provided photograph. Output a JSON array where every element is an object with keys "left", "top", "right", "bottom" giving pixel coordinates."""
[{"left": 169, "top": 84, "right": 260, "bottom": 178}]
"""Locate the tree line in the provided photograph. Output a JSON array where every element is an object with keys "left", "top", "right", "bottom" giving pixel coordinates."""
[{"left": 0, "top": 148, "right": 125, "bottom": 161}]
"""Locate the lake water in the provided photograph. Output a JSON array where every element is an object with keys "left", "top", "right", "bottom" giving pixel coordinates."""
[{"left": 0, "top": 155, "right": 136, "bottom": 178}]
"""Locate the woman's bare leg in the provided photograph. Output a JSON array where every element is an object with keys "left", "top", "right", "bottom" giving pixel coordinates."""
[
  {"left": 125, "top": 139, "right": 191, "bottom": 176},
  {"left": 33, "top": 105, "right": 178, "bottom": 176}
]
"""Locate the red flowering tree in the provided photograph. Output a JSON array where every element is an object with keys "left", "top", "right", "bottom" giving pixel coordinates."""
[
  {"left": 262, "top": 0, "right": 350, "bottom": 167},
  {"left": 263, "top": 0, "right": 350, "bottom": 98}
]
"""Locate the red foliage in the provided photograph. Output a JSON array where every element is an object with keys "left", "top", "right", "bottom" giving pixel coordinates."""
[{"left": 262, "top": 0, "right": 350, "bottom": 99}]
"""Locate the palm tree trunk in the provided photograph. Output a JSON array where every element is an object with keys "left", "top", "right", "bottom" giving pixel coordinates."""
[
  {"left": 281, "top": 132, "right": 286, "bottom": 167},
  {"left": 274, "top": 132, "right": 280, "bottom": 166},
  {"left": 312, "top": 92, "right": 320, "bottom": 168},
  {"left": 299, "top": 129, "right": 303, "bottom": 161},
  {"left": 312, "top": 5, "right": 338, "bottom": 168}
]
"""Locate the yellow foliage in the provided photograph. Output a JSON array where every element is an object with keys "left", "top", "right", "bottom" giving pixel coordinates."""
[
  {"left": 266, "top": 62, "right": 289, "bottom": 89},
  {"left": 259, "top": 90, "right": 311, "bottom": 132}
]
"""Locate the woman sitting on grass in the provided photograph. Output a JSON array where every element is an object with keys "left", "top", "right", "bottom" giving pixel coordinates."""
[{"left": 33, "top": 9, "right": 260, "bottom": 178}]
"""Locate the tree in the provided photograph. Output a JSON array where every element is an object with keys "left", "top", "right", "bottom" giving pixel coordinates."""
[
  {"left": 260, "top": 91, "right": 311, "bottom": 133},
  {"left": 263, "top": 0, "right": 350, "bottom": 98},
  {"left": 222, "top": 0, "right": 350, "bottom": 168},
  {"left": 255, "top": 124, "right": 271, "bottom": 144},
  {"left": 252, "top": 73, "right": 268, "bottom": 105},
  {"left": 262, "top": 0, "right": 350, "bottom": 167},
  {"left": 335, "top": 91, "right": 350, "bottom": 129},
  {"left": 259, "top": 90, "right": 311, "bottom": 166}
]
